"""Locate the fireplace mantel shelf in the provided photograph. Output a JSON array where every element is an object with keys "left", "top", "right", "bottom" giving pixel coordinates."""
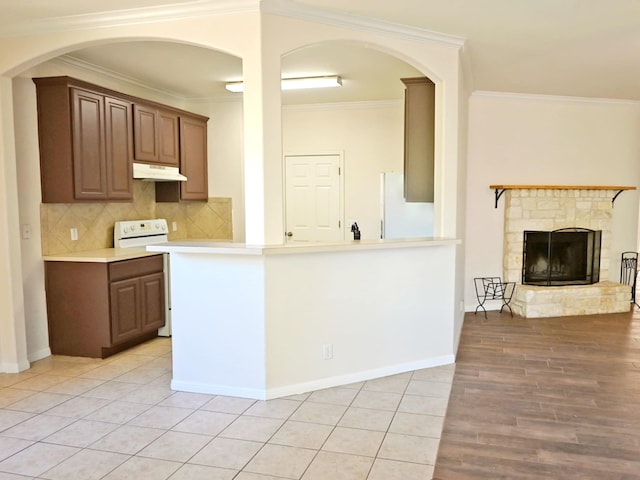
[{"left": 489, "top": 185, "right": 636, "bottom": 208}]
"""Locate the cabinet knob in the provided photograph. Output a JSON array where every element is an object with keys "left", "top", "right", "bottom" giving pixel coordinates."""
[{"left": 286, "top": 232, "right": 293, "bottom": 237}]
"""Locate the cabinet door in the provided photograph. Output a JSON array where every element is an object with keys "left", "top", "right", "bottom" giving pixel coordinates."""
[
  {"left": 401, "top": 77, "right": 435, "bottom": 203},
  {"left": 133, "top": 105, "right": 180, "bottom": 167},
  {"left": 110, "top": 277, "right": 142, "bottom": 345},
  {"left": 180, "top": 115, "right": 208, "bottom": 200},
  {"left": 34, "top": 79, "right": 75, "bottom": 203},
  {"left": 158, "top": 110, "right": 180, "bottom": 167},
  {"left": 105, "top": 97, "right": 133, "bottom": 200},
  {"left": 71, "top": 88, "right": 107, "bottom": 200},
  {"left": 133, "top": 103, "right": 158, "bottom": 163},
  {"left": 45, "top": 261, "right": 112, "bottom": 358},
  {"left": 140, "top": 272, "right": 165, "bottom": 332}
]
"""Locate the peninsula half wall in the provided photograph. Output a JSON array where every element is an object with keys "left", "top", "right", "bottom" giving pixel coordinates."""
[{"left": 149, "top": 238, "right": 460, "bottom": 399}]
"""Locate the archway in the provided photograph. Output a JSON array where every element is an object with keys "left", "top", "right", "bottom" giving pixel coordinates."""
[
  {"left": 6, "top": 38, "right": 244, "bottom": 368},
  {"left": 280, "top": 41, "right": 431, "bottom": 241}
]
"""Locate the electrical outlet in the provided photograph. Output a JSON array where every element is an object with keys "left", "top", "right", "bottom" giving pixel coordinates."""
[
  {"left": 322, "top": 344, "right": 333, "bottom": 360},
  {"left": 70, "top": 228, "right": 78, "bottom": 241},
  {"left": 172, "top": 221, "right": 177, "bottom": 231},
  {"left": 21, "top": 224, "right": 31, "bottom": 240}
]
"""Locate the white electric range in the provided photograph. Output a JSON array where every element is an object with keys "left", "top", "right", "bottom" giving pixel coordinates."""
[{"left": 114, "top": 219, "right": 172, "bottom": 336}]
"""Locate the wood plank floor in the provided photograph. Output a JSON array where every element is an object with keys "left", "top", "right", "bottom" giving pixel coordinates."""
[{"left": 433, "top": 309, "right": 640, "bottom": 480}]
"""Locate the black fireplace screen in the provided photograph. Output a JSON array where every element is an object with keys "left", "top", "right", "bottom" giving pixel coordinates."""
[{"left": 522, "top": 228, "right": 601, "bottom": 286}]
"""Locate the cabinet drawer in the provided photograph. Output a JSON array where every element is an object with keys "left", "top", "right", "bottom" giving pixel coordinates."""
[{"left": 109, "top": 255, "right": 163, "bottom": 281}]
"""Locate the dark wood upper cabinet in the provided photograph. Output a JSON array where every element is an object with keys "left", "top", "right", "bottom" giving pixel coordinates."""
[
  {"left": 156, "top": 113, "right": 209, "bottom": 202},
  {"left": 133, "top": 104, "right": 180, "bottom": 167},
  {"left": 34, "top": 77, "right": 133, "bottom": 203},
  {"left": 71, "top": 88, "right": 107, "bottom": 200},
  {"left": 158, "top": 110, "right": 180, "bottom": 166},
  {"left": 132, "top": 103, "right": 158, "bottom": 163},
  {"left": 179, "top": 115, "right": 208, "bottom": 200},
  {"left": 35, "top": 76, "right": 208, "bottom": 204},
  {"left": 401, "top": 77, "right": 435, "bottom": 203},
  {"left": 105, "top": 97, "right": 134, "bottom": 199}
]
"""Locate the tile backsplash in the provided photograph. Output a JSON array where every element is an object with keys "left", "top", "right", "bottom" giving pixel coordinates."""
[
  {"left": 156, "top": 197, "right": 232, "bottom": 241},
  {"left": 41, "top": 181, "right": 233, "bottom": 255}
]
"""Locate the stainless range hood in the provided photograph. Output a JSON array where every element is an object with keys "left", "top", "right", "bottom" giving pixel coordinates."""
[{"left": 133, "top": 162, "right": 187, "bottom": 182}]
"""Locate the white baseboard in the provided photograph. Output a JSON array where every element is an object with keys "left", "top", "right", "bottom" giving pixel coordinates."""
[
  {"left": 0, "top": 359, "right": 31, "bottom": 373},
  {"left": 171, "top": 355, "right": 456, "bottom": 400},
  {"left": 171, "top": 380, "right": 268, "bottom": 400},
  {"left": 265, "top": 355, "right": 455, "bottom": 400},
  {"left": 28, "top": 347, "right": 52, "bottom": 363}
]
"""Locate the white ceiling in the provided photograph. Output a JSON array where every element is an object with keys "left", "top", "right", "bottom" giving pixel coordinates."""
[
  {"left": 61, "top": 41, "right": 423, "bottom": 104},
  {"left": 3, "top": 0, "right": 640, "bottom": 102}
]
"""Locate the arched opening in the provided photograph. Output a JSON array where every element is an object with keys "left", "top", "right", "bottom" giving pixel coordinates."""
[
  {"left": 280, "top": 41, "right": 434, "bottom": 242},
  {"left": 10, "top": 39, "right": 244, "bottom": 362}
]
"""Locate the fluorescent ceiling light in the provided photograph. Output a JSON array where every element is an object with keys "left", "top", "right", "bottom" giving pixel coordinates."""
[{"left": 225, "top": 75, "right": 342, "bottom": 93}]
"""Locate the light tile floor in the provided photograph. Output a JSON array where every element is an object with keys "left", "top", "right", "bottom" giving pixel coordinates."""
[{"left": 0, "top": 338, "right": 454, "bottom": 480}]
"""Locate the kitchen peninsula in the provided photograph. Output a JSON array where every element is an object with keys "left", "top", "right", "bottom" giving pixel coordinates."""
[{"left": 148, "top": 237, "right": 459, "bottom": 399}]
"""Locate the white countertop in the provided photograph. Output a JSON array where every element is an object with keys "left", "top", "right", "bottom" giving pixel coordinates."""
[
  {"left": 146, "top": 237, "right": 460, "bottom": 256},
  {"left": 43, "top": 248, "right": 162, "bottom": 263}
]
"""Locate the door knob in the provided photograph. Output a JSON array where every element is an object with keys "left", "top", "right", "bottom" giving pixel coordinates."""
[{"left": 286, "top": 232, "right": 293, "bottom": 237}]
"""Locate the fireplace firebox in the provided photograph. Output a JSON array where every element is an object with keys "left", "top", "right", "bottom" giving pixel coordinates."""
[{"left": 522, "top": 228, "right": 601, "bottom": 286}]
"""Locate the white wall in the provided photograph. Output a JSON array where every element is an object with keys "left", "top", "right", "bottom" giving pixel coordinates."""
[
  {"left": 465, "top": 92, "right": 640, "bottom": 310},
  {"left": 0, "top": 77, "right": 29, "bottom": 372},
  {"left": 165, "top": 242, "right": 457, "bottom": 399},
  {"left": 13, "top": 77, "right": 49, "bottom": 361},
  {"left": 265, "top": 244, "right": 456, "bottom": 396},
  {"left": 187, "top": 99, "right": 246, "bottom": 242},
  {"left": 282, "top": 101, "right": 404, "bottom": 240}
]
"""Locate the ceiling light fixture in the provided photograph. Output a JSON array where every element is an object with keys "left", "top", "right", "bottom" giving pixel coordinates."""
[{"left": 225, "top": 75, "right": 342, "bottom": 93}]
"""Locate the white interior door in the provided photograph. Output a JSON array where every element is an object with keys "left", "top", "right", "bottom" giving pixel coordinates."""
[{"left": 285, "top": 154, "right": 342, "bottom": 242}]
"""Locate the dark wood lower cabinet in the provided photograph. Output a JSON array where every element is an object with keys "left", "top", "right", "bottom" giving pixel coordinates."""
[
  {"left": 45, "top": 255, "right": 165, "bottom": 358},
  {"left": 140, "top": 273, "right": 165, "bottom": 331},
  {"left": 110, "top": 271, "right": 165, "bottom": 345}
]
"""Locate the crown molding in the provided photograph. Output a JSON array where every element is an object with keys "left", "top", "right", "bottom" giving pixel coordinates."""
[
  {"left": 54, "top": 55, "right": 186, "bottom": 101},
  {"left": 262, "top": 0, "right": 465, "bottom": 49},
  {"left": 0, "top": 0, "right": 261, "bottom": 37},
  {"left": 472, "top": 90, "right": 640, "bottom": 106},
  {"left": 0, "top": 0, "right": 466, "bottom": 52}
]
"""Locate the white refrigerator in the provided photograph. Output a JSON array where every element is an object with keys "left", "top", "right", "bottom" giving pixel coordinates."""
[{"left": 380, "top": 172, "right": 433, "bottom": 238}]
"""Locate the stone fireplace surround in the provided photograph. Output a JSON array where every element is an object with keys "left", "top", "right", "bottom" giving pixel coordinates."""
[{"left": 494, "top": 185, "right": 634, "bottom": 318}]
